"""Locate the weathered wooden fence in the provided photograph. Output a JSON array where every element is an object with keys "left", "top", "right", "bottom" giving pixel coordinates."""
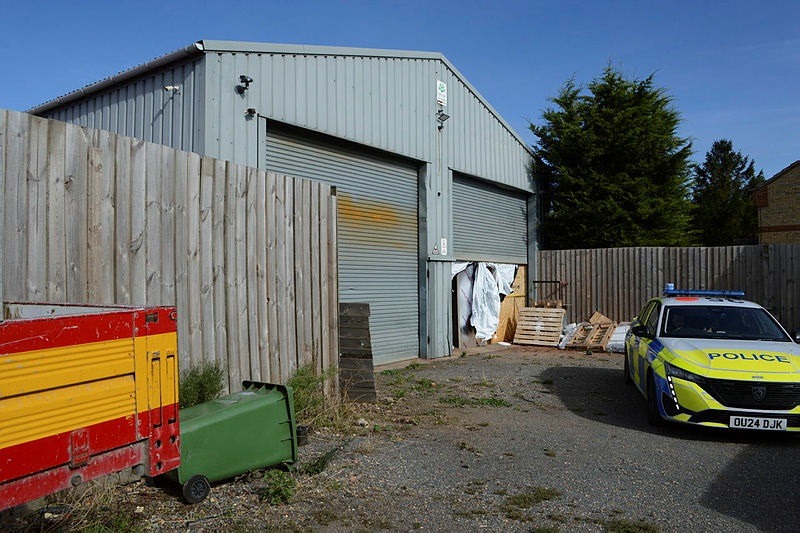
[
  {"left": 0, "top": 109, "right": 339, "bottom": 392},
  {"left": 538, "top": 245, "right": 800, "bottom": 330}
]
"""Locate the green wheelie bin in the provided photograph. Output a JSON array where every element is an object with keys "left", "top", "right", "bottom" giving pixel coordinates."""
[{"left": 167, "top": 381, "right": 298, "bottom": 503}]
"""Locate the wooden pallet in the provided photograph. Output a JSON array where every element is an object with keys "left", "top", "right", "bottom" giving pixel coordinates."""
[
  {"left": 513, "top": 307, "right": 566, "bottom": 346},
  {"left": 566, "top": 321, "right": 618, "bottom": 351}
]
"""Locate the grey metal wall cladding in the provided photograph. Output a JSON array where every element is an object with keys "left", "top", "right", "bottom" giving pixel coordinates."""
[
  {"left": 205, "top": 46, "right": 533, "bottom": 190},
  {"left": 40, "top": 57, "right": 204, "bottom": 154},
  {"left": 264, "top": 126, "right": 419, "bottom": 365},
  {"left": 452, "top": 175, "right": 528, "bottom": 263}
]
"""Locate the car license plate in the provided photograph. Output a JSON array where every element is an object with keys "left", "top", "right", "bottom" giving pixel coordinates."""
[{"left": 729, "top": 416, "right": 786, "bottom": 431}]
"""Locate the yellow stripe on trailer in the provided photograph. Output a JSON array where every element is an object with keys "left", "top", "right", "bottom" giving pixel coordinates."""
[
  {"left": 0, "top": 332, "right": 177, "bottom": 449},
  {"left": 0, "top": 338, "right": 135, "bottom": 398},
  {"left": 0, "top": 375, "right": 137, "bottom": 449}
]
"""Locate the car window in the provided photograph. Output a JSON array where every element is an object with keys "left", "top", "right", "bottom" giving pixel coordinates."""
[
  {"left": 661, "top": 305, "right": 790, "bottom": 341},
  {"left": 644, "top": 301, "right": 661, "bottom": 336},
  {"left": 634, "top": 301, "right": 655, "bottom": 327}
]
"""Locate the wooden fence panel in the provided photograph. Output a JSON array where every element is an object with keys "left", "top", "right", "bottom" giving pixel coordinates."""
[
  {"left": 538, "top": 245, "right": 800, "bottom": 331},
  {"left": 28, "top": 116, "right": 47, "bottom": 300},
  {"left": 211, "top": 158, "right": 229, "bottom": 378},
  {"left": 64, "top": 124, "right": 90, "bottom": 301},
  {"left": 47, "top": 119, "right": 67, "bottom": 302},
  {"left": 129, "top": 138, "right": 147, "bottom": 306},
  {"left": 4, "top": 112, "right": 27, "bottom": 301},
  {"left": 184, "top": 152, "right": 202, "bottom": 368},
  {"left": 113, "top": 134, "right": 132, "bottom": 305},
  {"left": 0, "top": 109, "right": 338, "bottom": 392},
  {"left": 198, "top": 156, "right": 216, "bottom": 365}
]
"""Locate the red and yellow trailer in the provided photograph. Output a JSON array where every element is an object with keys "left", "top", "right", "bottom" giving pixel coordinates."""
[{"left": 0, "top": 303, "right": 181, "bottom": 511}]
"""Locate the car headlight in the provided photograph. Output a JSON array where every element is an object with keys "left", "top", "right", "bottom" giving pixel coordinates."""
[{"left": 664, "top": 361, "right": 706, "bottom": 385}]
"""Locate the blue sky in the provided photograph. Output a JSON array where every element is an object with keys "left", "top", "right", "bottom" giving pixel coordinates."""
[{"left": 1, "top": 0, "right": 797, "bottom": 178}]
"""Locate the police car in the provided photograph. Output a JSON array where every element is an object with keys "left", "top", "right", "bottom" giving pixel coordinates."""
[{"left": 624, "top": 287, "right": 800, "bottom": 431}]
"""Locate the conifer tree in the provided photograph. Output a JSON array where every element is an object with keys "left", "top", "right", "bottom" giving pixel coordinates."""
[
  {"left": 532, "top": 67, "right": 693, "bottom": 249},
  {"left": 691, "top": 139, "right": 764, "bottom": 245}
]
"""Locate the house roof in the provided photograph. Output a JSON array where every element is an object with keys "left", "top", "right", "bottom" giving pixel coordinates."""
[
  {"left": 30, "top": 40, "right": 532, "bottom": 152},
  {"left": 752, "top": 160, "right": 800, "bottom": 193}
]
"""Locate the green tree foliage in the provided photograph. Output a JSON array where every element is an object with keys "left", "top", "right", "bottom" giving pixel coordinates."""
[
  {"left": 531, "top": 67, "right": 694, "bottom": 249},
  {"left": 691, "top": 139, "right": 764, "bottom": 246}
]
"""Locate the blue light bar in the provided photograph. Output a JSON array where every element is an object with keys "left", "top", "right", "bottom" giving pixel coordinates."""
[{"left": 663, "top": 288, "right": 745, "bottom": 298}]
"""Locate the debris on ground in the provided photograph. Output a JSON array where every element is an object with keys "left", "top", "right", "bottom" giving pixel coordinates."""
[{"left": 561, "top": 311, "right": 618, "bottom": 352}]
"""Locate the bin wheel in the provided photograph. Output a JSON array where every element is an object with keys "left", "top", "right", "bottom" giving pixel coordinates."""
[{"left": 182, "top": 475, "right": 211, "bottom": 504}]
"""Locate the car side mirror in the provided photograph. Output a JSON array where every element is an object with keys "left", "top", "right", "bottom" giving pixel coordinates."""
[
  {"left": 631, "top": 324, "right": 652, "bottom": 339},
  {"left": 791, "top": 330, "right": 800, "bottom": 344}
]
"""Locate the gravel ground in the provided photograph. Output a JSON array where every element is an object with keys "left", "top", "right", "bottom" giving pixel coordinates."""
[{"left": 6, "top": 344, "right": 800, "bottom": 532}]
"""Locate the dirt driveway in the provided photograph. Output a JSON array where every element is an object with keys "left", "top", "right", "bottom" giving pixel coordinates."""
[{"left": 7, "top": 345, "right": 800, "bottom": 532}]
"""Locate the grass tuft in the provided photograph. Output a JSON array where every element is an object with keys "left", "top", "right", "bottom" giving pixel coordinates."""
[
  {"left": 287, "top": 364, "right": 346, "bottom": 428},
  {"left": 287, "top": 364, "right": 326, "bottom": 421}
]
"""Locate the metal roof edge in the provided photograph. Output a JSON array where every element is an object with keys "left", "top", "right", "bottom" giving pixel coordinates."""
[
  {"left": 199, "top": 39, "right": 445, "bottom": 61},
  {"left": 30, "top": 39, "right": 534, "bottom": 157},
  {"left": 29, "top": 42, "right": 205, "bottom": 114}
]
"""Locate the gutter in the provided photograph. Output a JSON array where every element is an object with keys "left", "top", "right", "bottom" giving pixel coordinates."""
[{"left": 29, "top": 41, "right": 205, "bottom": 114}]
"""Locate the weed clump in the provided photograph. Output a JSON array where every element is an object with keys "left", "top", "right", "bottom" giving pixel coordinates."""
[
  {"left": 501, "top": 487, "right": 562, "bottom": 521},
  {"left": 287, "top": 364, "right": 337, "bottom": 425},
  {"left": 13, "top": 479, "right": 140, "bottom": 531},
  {"left": 179, "top": 359, "right": 226, "bottom": 408},
  {"left": 260, "top": 469, "right": 295, "bottom": 505},
  {"left": 440, "top": 396, "right": 511, "bottom": 408},
  {"left": 599, "top": 518, "right": 661, "bottom": 532}
]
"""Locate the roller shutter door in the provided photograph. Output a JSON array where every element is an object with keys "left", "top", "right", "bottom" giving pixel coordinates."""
[
  {"left": 452, "top": 174, "right": 528, "bottom": 264},
  {"left": 265, "top": 126, "right": 419, "bottom": 365}
]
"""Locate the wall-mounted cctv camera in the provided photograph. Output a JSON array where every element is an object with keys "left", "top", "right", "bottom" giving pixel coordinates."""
[{"left": 236, "top": 75, "right": 254, "bottom": 94}]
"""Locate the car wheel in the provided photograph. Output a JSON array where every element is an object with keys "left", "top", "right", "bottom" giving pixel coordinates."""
[
  {"left": 623, "top": 347, "right": 633, "bottom": 385},
  {"left": 646, "top": 373, "right": 663, "bottom": 426}
]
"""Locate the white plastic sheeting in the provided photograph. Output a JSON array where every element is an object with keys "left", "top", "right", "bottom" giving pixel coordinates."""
[
  {"left": 452, "top": 262, "right": 517, "bottom": 341},
  {"left": 558, "top": 323, "right": 579, "bottom": 349},
  {"left": 606, "top": 323, "right": 630, "bottom": 353}
]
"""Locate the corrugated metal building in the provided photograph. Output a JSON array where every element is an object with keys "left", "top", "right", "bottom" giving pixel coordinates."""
[{"left": 32, "top": 40, "right": 535, "bottom": 366}]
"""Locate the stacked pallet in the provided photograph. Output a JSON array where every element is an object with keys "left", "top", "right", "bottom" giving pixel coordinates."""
[{"left": 513, "top": 307, "right": 566, "bottom": 347}]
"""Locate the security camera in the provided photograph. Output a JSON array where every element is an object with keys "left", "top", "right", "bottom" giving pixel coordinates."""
[{"left": 236, "top": 75, "right": 254, "bottom": 94}]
